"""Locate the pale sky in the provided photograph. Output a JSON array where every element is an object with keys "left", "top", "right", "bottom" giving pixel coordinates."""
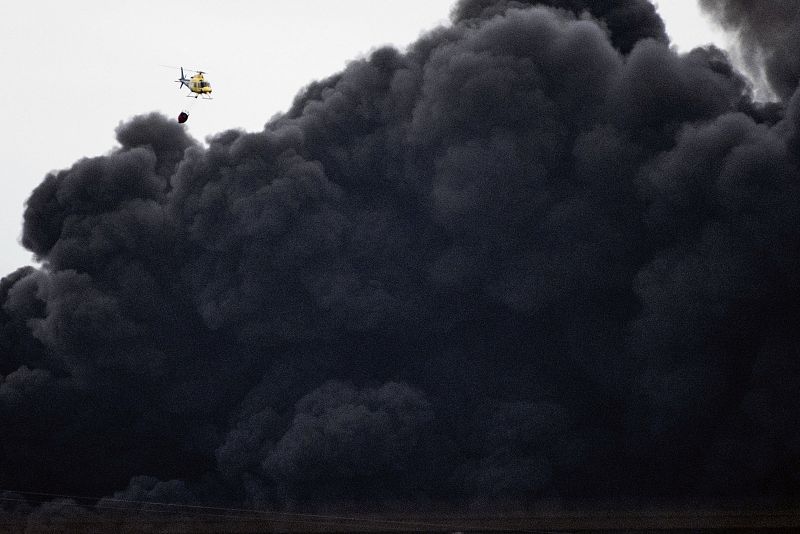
[
  {"left": 651, "top": 0, "right": 731, "bottom": 53},
  {"left": 0, "top": 1, "right": 726, "bottom": 276}
]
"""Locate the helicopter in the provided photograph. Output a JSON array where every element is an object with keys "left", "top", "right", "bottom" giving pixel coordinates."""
[
  {"left": 175, "top": 67, "right": 212, "bottom": 99},
  {"left": 171, "top": 66, "right": 212, "bottom": 123}
]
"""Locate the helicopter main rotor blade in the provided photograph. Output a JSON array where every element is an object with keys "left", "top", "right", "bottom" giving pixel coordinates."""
[{"left": 160, "top": 64, "right": 209, "bottom": 75}]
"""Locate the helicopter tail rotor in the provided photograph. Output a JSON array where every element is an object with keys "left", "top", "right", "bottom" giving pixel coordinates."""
[{"left": 175, "top": 67, "right": 189, "bottom": 90}]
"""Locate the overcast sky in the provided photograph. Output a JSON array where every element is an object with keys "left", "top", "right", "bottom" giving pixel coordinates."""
[{"left": 0, "top": 1, "right": 725, "bottom": 277}]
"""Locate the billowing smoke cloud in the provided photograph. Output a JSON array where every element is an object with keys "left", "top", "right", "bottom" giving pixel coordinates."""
[
  {"left": 700, "top": 0, "right": 800, "bottom": 100},
  {"left": 2, "top": 0, "right": 800, "bottom": 524},
  {"left": 452, "top": 0, "right": 668, "bottom": 53}
]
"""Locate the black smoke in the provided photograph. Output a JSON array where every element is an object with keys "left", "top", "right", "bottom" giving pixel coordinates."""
[
  {"left": 700, "top": 0, "right": 800, "bottom": 101},
  {"left": 3, "top": 0, "right": 800, "bottom": 523},
  {"left": 452, "top": 0, "right": 668, "bottom": 53}
]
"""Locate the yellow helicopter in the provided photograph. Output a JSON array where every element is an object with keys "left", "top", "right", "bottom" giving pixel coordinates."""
[{"left": 175, "top": 67, "right": 212, "bottom": 99}]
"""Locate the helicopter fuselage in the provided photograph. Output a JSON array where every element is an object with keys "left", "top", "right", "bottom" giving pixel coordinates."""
[
  {"left": 188, "top": 74, "right": 212, "bottom": 96},
  {"left": 177, "top": 71, "right": 212, "bottom": 98}
]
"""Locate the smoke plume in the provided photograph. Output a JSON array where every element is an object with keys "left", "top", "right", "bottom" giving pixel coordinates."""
[
  {"left": 700, "top": 0, "right": 800, "bottom": 100},
  {"left": 2, "top": 0, "right": 800, "bottom": 524}
]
